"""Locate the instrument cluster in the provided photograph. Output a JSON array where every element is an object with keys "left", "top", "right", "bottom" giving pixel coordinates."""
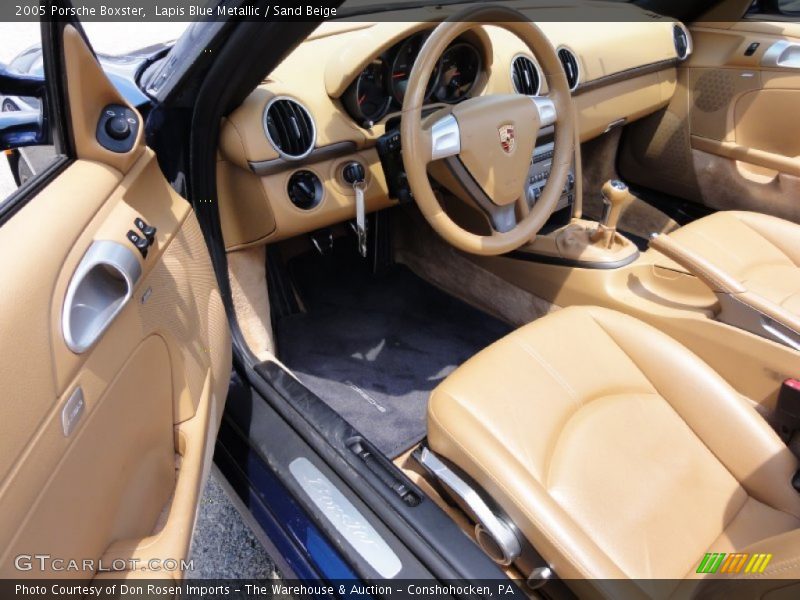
[{"left": 342, "top": 31, "right": 483, "bottom": 127}]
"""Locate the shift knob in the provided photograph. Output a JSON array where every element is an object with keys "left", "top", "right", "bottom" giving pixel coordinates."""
[{"left": 600, "top": 179, "right": 633, "bottom": 231}]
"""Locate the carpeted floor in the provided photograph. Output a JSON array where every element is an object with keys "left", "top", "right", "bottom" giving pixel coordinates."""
[{"left": 276, "top": 251, "right": 512, "bottom": 458}]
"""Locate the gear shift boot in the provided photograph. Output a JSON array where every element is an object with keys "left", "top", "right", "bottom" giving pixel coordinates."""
[
  {"left": 516, "top": 179, "right": 639, "bottom": 268},
  {"left": 518, "top": 218, "right": 639, "bottom": 268}
]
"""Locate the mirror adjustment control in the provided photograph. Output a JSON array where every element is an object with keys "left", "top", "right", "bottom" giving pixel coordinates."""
[
  {"left": 105, "top": 116, "right": 131, "bottom": 140},
  {"left": 126, "top": 230, "right": 149, "bottom": 258},
  {"left": 134, "top": 217, "right": 156, "bottom": 244},
  {"left": 97, "top": 104, "right": 138, "bottom": 153}
]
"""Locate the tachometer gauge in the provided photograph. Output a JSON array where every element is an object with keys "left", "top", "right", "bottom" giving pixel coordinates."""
[
  {"left": 390, "top": 33, "right": 439, "bottom": 104},
  {"left": 343, "top": 59, "right": 391, "bottom": 127},
  {"left": 434, "top": 43, "right": 482, "bottom": 103}
]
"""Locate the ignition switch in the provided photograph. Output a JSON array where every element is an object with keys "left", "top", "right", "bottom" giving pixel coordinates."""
[{"left": 342, "top": 162, "right": 366, "bottom": 185}]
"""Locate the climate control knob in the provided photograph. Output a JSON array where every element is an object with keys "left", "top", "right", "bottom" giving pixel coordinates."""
[{"left": 287, "top": 170, "right": 323, "bottom": 210}]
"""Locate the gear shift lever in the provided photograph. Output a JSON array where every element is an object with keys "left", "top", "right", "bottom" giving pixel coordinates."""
[{"left": 592, "top": 179, "right": 634, "bottom": 246}]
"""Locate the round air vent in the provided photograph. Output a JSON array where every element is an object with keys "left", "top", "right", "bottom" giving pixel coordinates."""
[
  {"left": 511, "top": 55, "right": 541, "bottom": 96},
  {"left": 673, "top": 24, "right": 691, "bottom": 60},
  {"left": 557, "top": 47, "right": 580, "bottom": 92},
  {"left": 263, "top": 96, "right": 316, "bottom": 160}
]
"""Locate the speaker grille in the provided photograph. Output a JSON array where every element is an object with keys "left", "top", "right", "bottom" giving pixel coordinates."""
[{"left": 694, "top": 70, "right": 734, "bottom": 113}]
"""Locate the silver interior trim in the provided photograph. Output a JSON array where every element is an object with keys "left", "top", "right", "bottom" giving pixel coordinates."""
[
  {"left": 510, "top": 53, "right": 543, "bottom": 96},
  {"left": 415, "top": 447, "right": 521, "bottom": 566},
  {"left": 289, "top": 457, "right": 402, "bottom": 578},
  {"left": 556, "top": 46, "right": 581, "bottom": 92},
  {"left": 262, "top": 95, "right": 318, "bottom": 161},
  {"left": 62, "top": 240, "right": 142, "bottom": 354},
  {"left": 61, "top": 387, "right": 85, "bottom": 437},
  {"left": 762, "top": 40, "right": 800, "bottom": 69},
  {"left": 430, "top": 114, "right": 461, "bottom": 161},
  {"left": 674, "top": 23, "right": 693, "bottom": 60},
  {"left": 531, "top": 96, "right": 557, "bottom": 128},
  {"left": 717, "top": 293, "right": 800, "bottom": 352},
  {"left": 527, "top": 566, "right": 554, "bottom": 590}
]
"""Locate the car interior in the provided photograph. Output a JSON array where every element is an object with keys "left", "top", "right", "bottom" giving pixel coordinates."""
[
  {"left": 215, "top": 0, "right": 800, "bottom": 594},
  {"left": 1, "top": 0, "right": 800, "bottom": 597}
]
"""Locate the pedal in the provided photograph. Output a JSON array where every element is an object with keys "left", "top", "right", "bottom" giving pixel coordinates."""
[{"left": 309, "top": 229, "right": 334, "bottom": 256}]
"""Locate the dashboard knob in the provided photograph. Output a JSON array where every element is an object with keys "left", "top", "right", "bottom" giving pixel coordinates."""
[
  {"left": 105, "top": 116, "right": 131, "bottom": 140},
  {"left": 287, "top": 170, "right": 322, "bottom": 210}
]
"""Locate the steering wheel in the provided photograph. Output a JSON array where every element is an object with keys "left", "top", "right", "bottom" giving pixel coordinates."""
[{"left": 401, "top": 5, "right": 575, "bottom": 255}]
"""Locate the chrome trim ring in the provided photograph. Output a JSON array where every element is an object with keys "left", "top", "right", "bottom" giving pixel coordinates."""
[
  {"left": 262, "top": 95, "right": 317, "bottom": 161},
  {"left": 556, "top": 46, "right": 581, "bottom": 92},
  {"left": 510, "top": 53, "right": 543, "bottom": 96}
]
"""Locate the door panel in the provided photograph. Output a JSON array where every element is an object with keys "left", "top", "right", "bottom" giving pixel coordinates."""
[
  {"left": 0, "top": 24, "right": 230, "bottom": 579},
  {"left": 620, "top": 20, "right": 800, "bottom": 222}
]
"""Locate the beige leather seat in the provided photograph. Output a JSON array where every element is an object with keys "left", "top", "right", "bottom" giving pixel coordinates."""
[
  {"left": 428, "top": 306, "right": 800, "bottom": 597},
  {"left": 665, "top": 211, "right": 800, "bottom": 318}
]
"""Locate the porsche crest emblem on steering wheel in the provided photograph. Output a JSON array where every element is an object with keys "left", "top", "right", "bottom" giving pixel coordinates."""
[{"left": 498, "top": 124, "right": 516, "bottom": 154}]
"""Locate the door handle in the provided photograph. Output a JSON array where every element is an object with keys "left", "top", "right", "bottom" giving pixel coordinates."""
[
  {"left": 762, "top": 41, "right": 800, "bottom": 69},
  {"left": 62, "top": 240, "right": 141, "bottom": 353}
]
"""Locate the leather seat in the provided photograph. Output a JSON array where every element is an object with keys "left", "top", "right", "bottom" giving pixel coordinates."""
[
  {"left": 428, "top": 306, "right": 800, "bottom": 597},
  {"left": 664, "top": 211, "right": 800, "bottom": 318}
]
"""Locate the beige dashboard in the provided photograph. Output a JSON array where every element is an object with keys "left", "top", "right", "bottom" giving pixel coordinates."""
[{"left": 217, "top": 2, "right": 688, "bottom": 250}]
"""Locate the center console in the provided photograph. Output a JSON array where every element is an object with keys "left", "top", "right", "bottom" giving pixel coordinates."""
[
  {"left": 526, "top": 137, "right": 575, "bottom": 220},
  {"left": 376, "top": 127, "right": 576, "bottom": 228}
]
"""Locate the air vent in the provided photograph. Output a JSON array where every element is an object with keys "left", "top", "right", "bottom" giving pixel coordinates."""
[
  {"left": 264, "top": 97, "right": 316, "bottom": 160},
  {"left": 557, "top": 48, "right": 580, "bottom": 91},
  {"left": 673, "top": 25, "right": 691, "bottom": 60},
  {"left": 511, "top": 55, "right": 541, "bottom": 96}
]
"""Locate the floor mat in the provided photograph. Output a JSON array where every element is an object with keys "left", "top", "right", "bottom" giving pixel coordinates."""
[{"left": 276, "top": 251, "right": 513, "bottom": 458}]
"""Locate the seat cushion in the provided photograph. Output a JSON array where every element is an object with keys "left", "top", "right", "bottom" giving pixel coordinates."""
[
  {"left": 427, "top": 306, "right": 800, "bottom": 589},
  {"left": 666, "top": 211, "right": 800, "bottom": 317}
]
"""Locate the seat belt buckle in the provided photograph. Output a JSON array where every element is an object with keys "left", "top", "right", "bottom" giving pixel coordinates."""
[{"left": 775, "top": 378, "right": 800, "bottom": 443}]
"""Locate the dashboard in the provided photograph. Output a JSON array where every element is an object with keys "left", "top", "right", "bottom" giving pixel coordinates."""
[
  {"left": 342, "top": 32, "right": 487, "bottom": 127},
  {"left": 216, "top": 1, "right": 691, "bottom": 251}
]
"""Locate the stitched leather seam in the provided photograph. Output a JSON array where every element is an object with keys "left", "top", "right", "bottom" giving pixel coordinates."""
[
  {"left": 734, "top": 212, "right": 800, "bottom": 268},
  {"left": 428, "top": 398, "right": 608, "bottom": 581}
]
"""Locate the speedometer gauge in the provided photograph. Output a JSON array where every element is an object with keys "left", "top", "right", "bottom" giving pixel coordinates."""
[
  {"left": 434, "top": 43, "right": 481, "bottom": 103},
  {"left": 390, "top": 33, "right": 439, "bottom": 104},
  {"left": 342, "top": 59, "right": 391, "bottom": 127}
]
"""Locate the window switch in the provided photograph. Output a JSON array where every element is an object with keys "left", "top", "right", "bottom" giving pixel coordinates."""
[
  {"left": 127, "top": 230, "right": 149, "bottom": 258},
  {"left": 134, "top": 217, "right": 156, "bottom": 245},
  {"left": 745, "top": 42, "right": 761, "bottom": 56}
]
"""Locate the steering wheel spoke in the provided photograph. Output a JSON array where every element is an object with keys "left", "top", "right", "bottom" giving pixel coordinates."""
[
  {"left": 430, "top": 114, "right": 461, "bottom": 161},
  {"left": 486, "top": 203, "right": 518, "bottom": 234},
  {"left": 532, "top": 96, "right": 557, "bottom": 128}
]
